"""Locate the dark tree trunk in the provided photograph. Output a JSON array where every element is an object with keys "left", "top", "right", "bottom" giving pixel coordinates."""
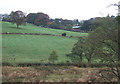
[
  {"left": 86, "top": 59, "right": 91, "bottom": 67},
  {"left": 86, "top": 52, "right": 92, "bottom": 68},
  {"left": 80, "top": 56, "right": 82, "bottom": 62}
]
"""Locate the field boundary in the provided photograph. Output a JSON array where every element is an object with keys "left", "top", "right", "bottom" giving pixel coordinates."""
[
  {"left": 1, "top": 32, "right": 87, "bottom": 38},
  {"left": 3, "top": 62, "right": 120, "bottom": 68}
]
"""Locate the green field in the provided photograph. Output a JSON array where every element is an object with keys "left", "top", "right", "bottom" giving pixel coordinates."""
[{"left": 2, "top": 22, "right": 88, "bottom": 64}]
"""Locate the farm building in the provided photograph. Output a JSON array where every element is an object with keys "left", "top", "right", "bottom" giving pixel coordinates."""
[{"left": 72, "top": 25, "right": 81, "bottom": 31}]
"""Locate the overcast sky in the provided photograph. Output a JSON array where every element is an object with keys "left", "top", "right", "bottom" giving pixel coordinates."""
[{"left": 0, "top": 0, "right": 119, "bottom": 20}]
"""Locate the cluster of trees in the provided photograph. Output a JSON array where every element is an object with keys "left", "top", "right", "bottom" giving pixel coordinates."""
[
  {"left": 1, "top": 10, "right": 81, "bottom": 31},
  {"left": 27, "top": 16, "right": 80, "bottom": 30},
  {"left": 67, "top": 16, "right": 120, "bottom": 81},
  {"left": 26, "top": 14, "right": 82, "bottom": 31},
  {"left": 79, "top": 15, "right": 116, "bottom": 32},
  {"left": 26, "top": 12, "right": 49, "bottom": 27},
  {"left": 48, "top": 19, "right": 79, "bottom": 30},
  {"left": 2, "top": 11, "right": 79, "bottom": 30},
  {"left": 2, "top": 11, "right": 49, "bottom": 28},
  {"left": 2, "top": 10, "right": 117, "bottom": 33},
  {"left": 48, "top": 15, "right": 116, "bottom": 32}
]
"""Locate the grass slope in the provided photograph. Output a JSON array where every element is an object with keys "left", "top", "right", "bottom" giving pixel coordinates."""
[
  {"left": 2, "top": 35, "right": 78, "bottom": 63},
  {"left": 2, "top": 22, "right": 87, "bottom": 64}
]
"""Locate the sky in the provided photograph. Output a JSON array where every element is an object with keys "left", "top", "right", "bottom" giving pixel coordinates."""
[{"left": 0, "top": 0, "right": 119, "bottom": 20}]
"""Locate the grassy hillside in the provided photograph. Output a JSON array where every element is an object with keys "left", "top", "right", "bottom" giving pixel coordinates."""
[
  {"left": 2, "top": 35, "right": 78, "bottom": 63},
  {"left": 2, "top": 22, "right": 88, "bottom": 36},
  {"left": 2, "top": 22, "right": 88, "bottom": 64}
]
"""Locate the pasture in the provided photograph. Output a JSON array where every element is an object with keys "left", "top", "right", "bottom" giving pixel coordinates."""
[
  {"left": 2, "top": 35, "right": 78, "bottom": 64},
  {"left": 2, "top": 22, "right": 88, "bottom": 65}
]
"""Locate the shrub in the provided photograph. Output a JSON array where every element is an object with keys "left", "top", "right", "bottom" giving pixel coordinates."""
[{"left": 48, "top": 51, "right": 58, "bottom": 64}]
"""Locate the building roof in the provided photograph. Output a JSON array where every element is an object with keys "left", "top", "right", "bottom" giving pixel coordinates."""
[{"left": 72, "top": 26, "right": 80, "bottom": 29}]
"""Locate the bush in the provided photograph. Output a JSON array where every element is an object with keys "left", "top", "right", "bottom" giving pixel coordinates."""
[{"left": 48, "top": 51, "right": 58, "bottom": 63}]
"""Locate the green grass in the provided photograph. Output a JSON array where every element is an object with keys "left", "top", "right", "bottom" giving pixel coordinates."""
[
  {"left": 2, "top": 22, "right": 88, "bottom": 37},
  {"left": 2, "top": 35, "right": 78, "bottom": 64},
  {"left": 2, "top": 22, "right": 88, "bottom": 64}
]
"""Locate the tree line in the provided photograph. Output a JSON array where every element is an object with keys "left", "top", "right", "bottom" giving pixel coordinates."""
[
  {"left": 2, "top": 10, "right": 116, "bottom": 32},
  {"left": 2, "top": 10, "right": 78, "bottom": 30}
]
